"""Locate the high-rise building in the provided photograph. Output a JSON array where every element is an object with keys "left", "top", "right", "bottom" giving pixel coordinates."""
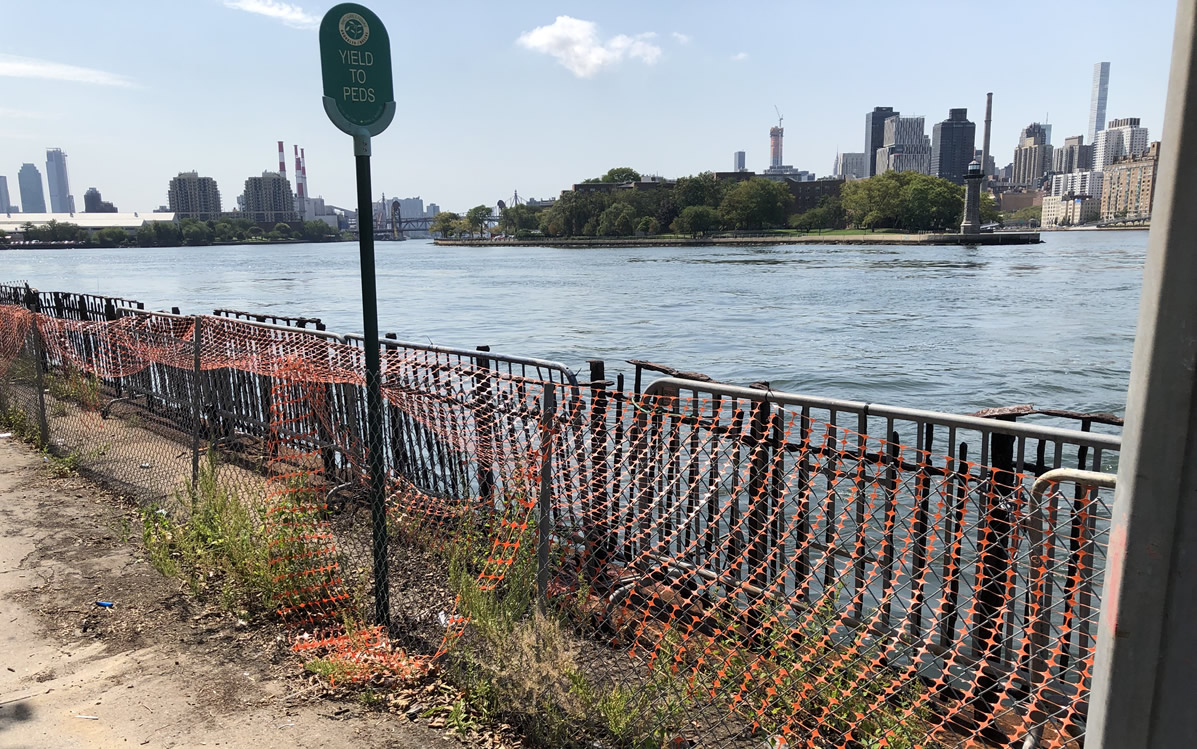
[
  {"left": 1100, "top": 141, "right": 1160, "bottom": 220},
  {"left": 733, "top": 151, "right": 746, "bottom": 172},
  {"left": 17, "top": 164, "right": 46, "bottom": 213},
  {"left": 83, "top": 187, "right": 117, "bottom": 213},
  {"left": 1049, "top": 170, "right": 1103, "bottom": 200},
  {"left": 45, "top": 148, "right": 74, "bottom": 214},
  {"left": 875, "top": 116, "right": 931, "bottom": 175},
  {"left": 168, "top": 171, "right": 223, "bottom": 220},
  {"left": 833, "top": 152, "right": 869, "bottom": 180},
  {"left": 241, "top": 171, "right": 296, "bottom": 223},
  {"left": 1012, "top": 123, "right": 1054, "bottom": 187},
  {"left": 769, "top": 127, "right": 783, "bottom": 168},
  {"left": 1093, "top": 118, "right": 1150, "bottom": 172},
  {"left": 864, "top": 107, "right": 897, "bottom": 177},
  {"left": 0, "top": 176, "right": 12, "bottom": 213},
  {"left": 427, "top": 203, "right": 441, "bottom": 217},
  {"left": 930, "top": 108, "right": 976, "bottom": 184},
  {"left": 1088, "top": 62, "right": 1111, "bottom": 145},
  {"left": 1052, "top": 135, "right": 1093, "bottom": 174}
]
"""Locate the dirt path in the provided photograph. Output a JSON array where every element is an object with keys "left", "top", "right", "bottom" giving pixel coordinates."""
[{"left": 0, "top": 437, "right": 457, "bottom": 749}]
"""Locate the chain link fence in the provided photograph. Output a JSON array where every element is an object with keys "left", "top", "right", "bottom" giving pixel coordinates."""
[{"left": 0, "top": 284, "right": 1121, "bottom": 748}]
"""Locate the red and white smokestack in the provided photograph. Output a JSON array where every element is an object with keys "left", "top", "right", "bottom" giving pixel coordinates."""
[
  {"left": 300, "top": 147, "right": 308, "bottom": 198},
  {"left": 293, "top": 145, "right": 304, "bottom": 199},
  {"left": 277, "top": 140, "right": 287, "bottom": 180}
]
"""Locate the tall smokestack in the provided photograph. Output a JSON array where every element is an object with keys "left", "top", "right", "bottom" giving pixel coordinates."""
[
  {"left": 300, "top": 147, "right": 308, "bottom": 198},
  {"left": 981, "top": 93, "right": 993, "bottom": 181},
  {"left": 294, "top": 145, "right": 304, "bottom": 199},
  {"left": 277, "top": 140, "right": 287, "bottom": 181}
]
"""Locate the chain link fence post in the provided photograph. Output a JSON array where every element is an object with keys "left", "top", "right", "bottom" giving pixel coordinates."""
[
  {"left": 190, "top": 315, "right": 202, "bottom": 489},
  {"left": 537, "top": 382, "right": 556, "bottom": 609},
  {"left": 23, "top": 287, "right": 49, "bottom": 448}
]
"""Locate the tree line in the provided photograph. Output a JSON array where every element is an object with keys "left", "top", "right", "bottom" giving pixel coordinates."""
[
  {"left": 430, "top": 167, "right": 1002, "bottom": 240},
  {"left": 3, "top": 218, "right": 343, "bottom": 248}
]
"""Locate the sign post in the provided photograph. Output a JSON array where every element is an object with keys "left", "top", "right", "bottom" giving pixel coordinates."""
[{"left": 319, "top": 3, "right": 395, "bottom": 633}]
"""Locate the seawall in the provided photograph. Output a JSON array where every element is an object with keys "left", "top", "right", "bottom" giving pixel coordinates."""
[{"left": 434, "top": 232, "right": 1042, "bottom": 248}]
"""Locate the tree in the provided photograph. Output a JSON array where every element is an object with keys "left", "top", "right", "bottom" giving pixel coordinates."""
[
  {"left": 719, "top": 178, "right": 790, "bottom": 230},
  {"left": 183, "top": 221, "right": 213, "bottom": 246},
  {"left": 465, "top": 205, "right": 491, "bottom": 237},
  {"left": 979, "top": 193, "right": 1001, "bottom": 225},
  {"left": 788, "top": 195, "right": 846, "bottom": 231},
  {"left": 899, "top": 175, "right": 963, "bottom": 232},
  {"left": 598, "top": 202, "right": 636, "bottom": 236},
  {"left": 301, "top": 220, "right": 338, "bottom": 241},
  {"left": 600, "top": 167, "right": 640, "bottom": 183},
  {"left": 152, "top": 221, "right": 182, "bottom": 246},
  {"left": 95, "top": 227, "right": 128, "bottom": 247},
  {"left": 0, "top": 228, "right": 7, "bottom": 244},
  {"left": 247, "top": 225, "right": 264, "bottom": 238},
  {"left": 671, "top": 205, "right": 721, "bottom": 237},
  {"left": 430, "top": 211, "right": 460, "bottom": 238},
  {"left": 271, "top": 222, "right": 294, "bottom": 239},
  {"left": 673, "top": 172, "right": 723, "bottom": 210}
]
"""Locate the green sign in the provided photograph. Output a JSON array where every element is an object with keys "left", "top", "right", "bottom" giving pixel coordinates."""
[{"left": 319, "top": 3, "right": 395, "bottom": 136}]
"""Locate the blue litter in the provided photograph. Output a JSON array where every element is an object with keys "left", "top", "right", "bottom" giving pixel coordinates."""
[{"left": 95, "top": 601, "right": 114, "bottom": 608}]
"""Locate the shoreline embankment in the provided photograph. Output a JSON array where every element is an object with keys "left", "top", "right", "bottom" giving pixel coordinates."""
[{"left": 434, "top": 232, "right": 1042, "bottom": 248}]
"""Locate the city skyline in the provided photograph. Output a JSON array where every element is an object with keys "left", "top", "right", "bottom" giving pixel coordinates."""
[{"left": 0, "top": 1, "right": 1176, "bottom": 213}]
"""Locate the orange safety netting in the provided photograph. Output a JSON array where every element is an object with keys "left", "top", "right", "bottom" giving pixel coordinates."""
[{"left": 0, "top": 302, "right": 1112, "bottom": 748}]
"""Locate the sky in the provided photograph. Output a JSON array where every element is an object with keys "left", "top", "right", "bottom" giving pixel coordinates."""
[{"left": 0, "top": 0, "right": 1181, "bottom": 214}]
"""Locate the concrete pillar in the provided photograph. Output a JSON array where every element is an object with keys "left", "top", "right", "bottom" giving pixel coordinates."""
[{"left": 1086, "top": 1, "right": 1197, "bottom": 746}]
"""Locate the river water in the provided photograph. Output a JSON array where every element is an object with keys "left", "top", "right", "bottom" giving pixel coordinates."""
[{"left": 1, "top": 230, "right": 1146, "bottom": 416}]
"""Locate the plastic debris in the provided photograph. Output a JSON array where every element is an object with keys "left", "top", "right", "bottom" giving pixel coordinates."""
[
  {"left": 95, "top": 601, "right": 114, "bottom": 608},
  {"left": 75, "top": 715, "right": 99, "bottom": 720},
  {"left": 0, "top": 432, "right": 12, "bottom": 439},
  {"left": 140, "top": 463, "right": 152, "bottom": 469}
]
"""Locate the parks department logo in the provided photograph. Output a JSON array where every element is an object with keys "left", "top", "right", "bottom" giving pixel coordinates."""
[{"left": 338, "top": 12, "right": 369, "bottom": 46}]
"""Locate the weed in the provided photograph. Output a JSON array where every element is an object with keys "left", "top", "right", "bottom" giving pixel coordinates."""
[
  {"left": 50, "top": 401, "right": 67, "bottom": 418},
  {"left": 141, "top": 451, "right": 279, "bottom": 616},
  {"left": 305, "top": 657, "right": 354, "bottom": 682},
  {"left": 47, "top": 450, "right": 81, "bottom": 477},
  {"left": 46, "top": 368, "right": 102, "bottom": 411},
  {"left": 0, "top": 405, "right": 42, "bottom": 446}
]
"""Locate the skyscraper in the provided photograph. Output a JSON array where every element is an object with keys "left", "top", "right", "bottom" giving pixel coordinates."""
[
  {"left": 0, "top": 176, "right": 12, "bottom": 213},
  {"left": 83, "top": 187, "right": 117, "bottom": 213},
  {"left": 17, "top": 164, "right": 46, "bottom": 213},
  {"left": 930, "top": 108, "right": 976, "bottom": 184},
  {"left": 1093, "top": 118, "right": 1150, "bottom": 172},
  {"left": 733, "top": 151, "right": 746, "bottom": 172},
  {"left": 1012, "top": 123, "right": 1054, "bottom": 187},
  {"left": 769, "top": 127, "right": 783, "bottom": 168},
  {"left": 241, "top": 172, "right": 296, "bottom": 223},
  {"left": 833, "top": 152, "right": 869, "bottom": 180},
  {"left": 168, "top": 171, "right": 223, "bottom": 220},
  {"left": 864, "top": 107, "right": 897, "bottom": 176},
  {"left": 875, "top": 116, "right": 931, "bottom": 175},
  {"left": 1052, "top": 136, "right": 1093, "bottom": 174},
  {"left": 1088, "top": 62, "right": 1111, "bottom": 145},
  {"left": 45, "top": 148, "right": 74, "bottom": 213}
]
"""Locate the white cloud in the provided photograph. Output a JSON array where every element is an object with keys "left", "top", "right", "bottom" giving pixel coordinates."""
[
  {"left": 731, "top": 52, "right": 749, "bottom": 61},
  {"left": 0, "top": 54, "right": 137, "bottom": 88},
  {"left": 671, "top": 32, "right": 691, "bottom": 44},
  {"left": 224, "top": 0, "right": 318, "bottom": 29},
  {"left": 517, "top": 16, "right": 663, "bottom": 78}
]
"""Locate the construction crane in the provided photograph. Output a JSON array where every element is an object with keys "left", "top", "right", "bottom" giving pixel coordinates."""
[{"left": 774, "top": 105, "right": 784, "bottom": 128}]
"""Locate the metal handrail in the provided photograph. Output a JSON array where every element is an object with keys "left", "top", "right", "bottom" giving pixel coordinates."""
[
  {"left": 642, "top": 376, "right": 1121, "bottom": 450},
  {"left": 115, "top": 306, "right": 348, "bottom": 343},
  {"left": 344, "top": 332, "right": 579, "bottom": 386},
  {"left": 1022, "top": 469, "right": 1117, "bottom": 749}
]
